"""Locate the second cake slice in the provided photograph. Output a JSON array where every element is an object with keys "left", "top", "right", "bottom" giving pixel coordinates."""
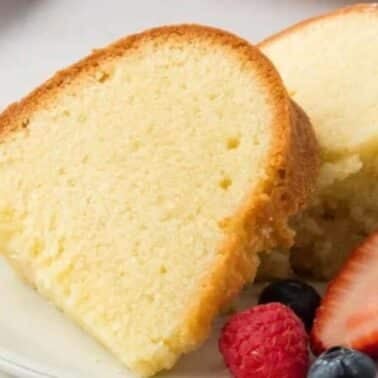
[{"left": 260, "top": 4, "right": 378, "bottom": 279}]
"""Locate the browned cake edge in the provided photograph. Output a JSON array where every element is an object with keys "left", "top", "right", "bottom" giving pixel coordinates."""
[{"left": 259, "top": 3, "right": 378, "bottom": 47}]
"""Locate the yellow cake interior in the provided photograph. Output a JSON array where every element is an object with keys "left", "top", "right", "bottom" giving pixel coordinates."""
[{"left": 0, "top": 32, "right": 275, "bottom": 375}]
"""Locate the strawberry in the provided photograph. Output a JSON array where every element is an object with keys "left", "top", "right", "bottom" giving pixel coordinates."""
[{"left": 311, "top": 231, "right": 378, "bottom": 357}]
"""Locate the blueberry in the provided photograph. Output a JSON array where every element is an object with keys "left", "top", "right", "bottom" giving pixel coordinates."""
[
  {"left": 258, "top": 279, "right": 321, "bottom": 331},
  {"left": 308, "top": 347, "right": 377, "bottom": 378}
]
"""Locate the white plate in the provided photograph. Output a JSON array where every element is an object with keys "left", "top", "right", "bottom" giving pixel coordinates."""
[
  {"left": 0, "top": 258, "right": 274, "bottom": 378},
  {"left": 0, "top": 0, "right": 357, "bottom": 376},
  {"left": 0, "top": 258, "right": 326, "bottom": 378}
]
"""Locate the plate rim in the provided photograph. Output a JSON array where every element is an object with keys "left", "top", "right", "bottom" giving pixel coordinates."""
[{"left": 0, "top": 348, "right": 80, "bottom": 378}]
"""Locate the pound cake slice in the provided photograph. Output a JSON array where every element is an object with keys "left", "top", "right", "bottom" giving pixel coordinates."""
[
  {"left": 260, "top": 4, "right": 378, "bottom": 279},
  {"left": 0, "top": 25, "right": 318, "bottom": 376}
]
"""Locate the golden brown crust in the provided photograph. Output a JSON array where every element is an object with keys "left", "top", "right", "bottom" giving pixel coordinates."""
[
  {"left": 0, "top": 24, "right": 319, "bottom": 376},
  {"left": 259, "top": 3, "right": 378, "bottom": 47},
  {"left": 0, "top": 23, "right": 287, "bottom": 140},
  {"left": 179, "top": 100, "right": 319, "bottom": 367}
]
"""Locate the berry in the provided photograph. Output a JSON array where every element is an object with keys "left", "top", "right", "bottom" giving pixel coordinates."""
[
  {"left": 219, "top": 303, "right": 309, "bottom": 378},
  {"left": 308, "top": 347, "right": 377, "bottom": 378},
  {"left": 312, "top": 231, "right": 378, "bottom": 357},
  {"left": 259, "top": 279, "right": 321, "bottom": 331}
]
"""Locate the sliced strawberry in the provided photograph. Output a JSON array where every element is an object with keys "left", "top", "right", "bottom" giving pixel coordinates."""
[{"left": 311, "top": 231, "right": 378, "bottom": 357}]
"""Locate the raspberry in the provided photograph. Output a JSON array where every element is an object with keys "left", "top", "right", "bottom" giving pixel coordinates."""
[{"left": 219, "top": 303, "right": 309, "bottom": 378}]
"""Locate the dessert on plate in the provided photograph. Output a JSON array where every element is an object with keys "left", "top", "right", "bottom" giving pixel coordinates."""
[
  {"left": 0, "top": 25, "right": 318, "bottom": 376},
  {"left": 259, "top": 3, "right": 378, "bottom": 279}
]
